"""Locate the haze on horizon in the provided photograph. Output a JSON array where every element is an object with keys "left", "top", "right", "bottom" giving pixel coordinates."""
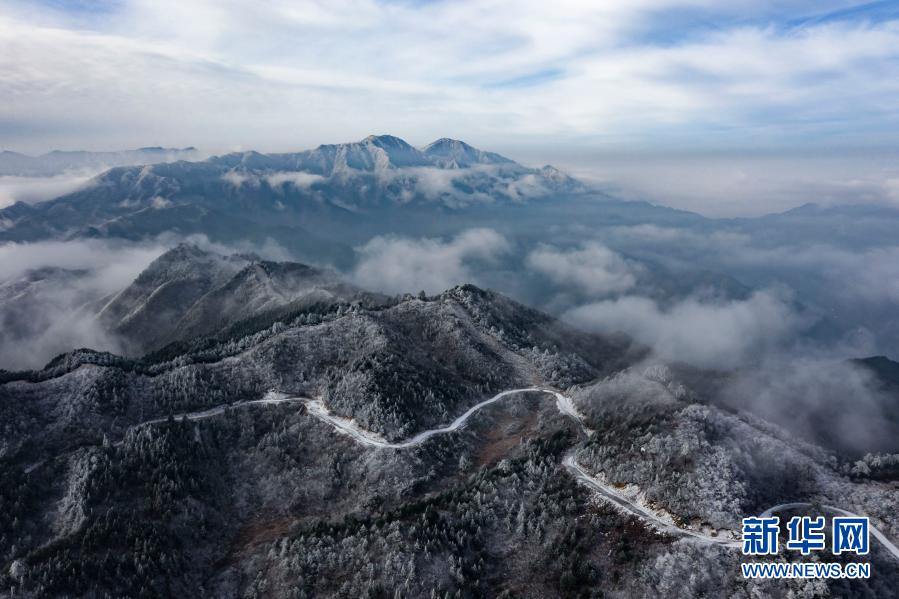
[{"left": 2, "top": 0, "right": 899, "bottom": 215}]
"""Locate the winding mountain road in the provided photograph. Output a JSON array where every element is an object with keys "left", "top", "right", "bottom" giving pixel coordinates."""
[
  {"left": 304, "top": 387, "right": 741, "bottom": 546},
  {"left": 134, "top": 393, "right": 307, "bottom": 428},
  {"left": 563, "top": 454, "right": 740, "bottom": 547},
  {"left": 21, "top": 394, "right": 310, "bottom": 479},
  {"left": 129, "top": 386, "right": 899, "bottom": 560},
  {"left": 305, "top": 387, "right": 580, "bottom": 449},
  {"left": 300, "top": 387, "right": 899, "bottom": 559}
]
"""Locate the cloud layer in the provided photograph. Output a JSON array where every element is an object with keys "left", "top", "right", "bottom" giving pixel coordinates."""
[
  {"left": 0, "top": 172, "right": 96, "bottom": 208},
  {"left": 720, "top": 357, "right": 899, "bottom": 455},
  {"left": 0, "top": 234, "right": 293, "bottom": 370},
  {"left": 351, "top": 228, "right": 510, "bottom": 295},
  {"left": 2, "top": 1, "right": 897, "bottom": 157},
  {"left": 527, "top": 241, "right": 639, "bottom": 296},
  {"left": 0, "top": 239, "right": 167, "bottom": 370},
  {"left": 557, "top": 151, "right": 899, "bottom": 217},
  {"left": 565, "top": 290, "right": 801, "bottom": 369}
]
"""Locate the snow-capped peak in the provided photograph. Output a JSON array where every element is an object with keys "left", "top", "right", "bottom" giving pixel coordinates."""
[{"left": 421, "top": 138, "right": 513, "bottom": 169}]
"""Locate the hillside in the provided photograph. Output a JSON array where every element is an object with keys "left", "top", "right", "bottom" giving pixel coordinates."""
[
  {"left": 0, "top": 136, "right": 586, "bottom": 251},
  {"left": 2, "top": 248, "right": 898, "bottom": 597}
]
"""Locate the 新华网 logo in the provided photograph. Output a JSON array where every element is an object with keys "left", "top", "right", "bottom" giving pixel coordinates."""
[{"left": 740, "top": 515, "right": 871, "bottom": 579}]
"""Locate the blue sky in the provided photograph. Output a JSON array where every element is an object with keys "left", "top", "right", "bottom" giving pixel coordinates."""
[{"left": 1, "top": 0, "right": 899, "bottom": 215}]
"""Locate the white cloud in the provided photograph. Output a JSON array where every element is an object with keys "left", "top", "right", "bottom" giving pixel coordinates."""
[
  {"left": 1, "top": 2, "right": 897, "bottom": 154},
  {"left": 351, "top": 228, "right": 509, "bottom": 294},
  {"left": 0, "top": 239, "right": 165, "bottom": 285},
  {"left": 223, "top": 170, "right": 324, "bottom": 190},
  {"left": 378, "top": 165, "right": 545, "bottom": 206},
  {"left": 561, "top": 152, "right": 899, "bottom": 217},
  {"left": 0, "top": 234, "right": 294, "bottom": 370},
  {"left": 565, "top": 289, "right": 801, "bottom": 369},
  {"left": 397, "top": 167, "right": 464, "bottom": 200},
  {"left": 0, "top": 239, "right": 167, "bottom": 370},
  {"left": 721, "top": 357, "right": 899, "bottom": 455},
  {"left": 648, "top": 238, "right": 899, "bottom": 310},
  {"left": 526, "top": 241, "right": 638, "bottom": 296},
  {"left": 221, "top": 171, "right": 255, "bottom": 187},
  {"left": 0, "top": 171, "right": 96, "bottom": 208},
  {"left": 265, "top": 171, "right": 324, "bottom": 188},
  {"left": 150, "top": 195, "right": 172, "bottom": 209},
  {"left": 502, "top": 173, "right": 552, "bottom": 201},
  {"left": 777, "top": 245, "right": 899, "bottom": 307}
]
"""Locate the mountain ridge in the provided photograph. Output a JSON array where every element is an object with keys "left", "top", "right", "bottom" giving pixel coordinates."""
[
  {"left": 205, "top": 134, "right": 556, "bottom": 177},
  {"left": 2, "top": 243, "right": 899, "bottom": 598},
  {"left": 0, "top": 135, "right": 587, "bottom": 256},
  {"left": 0, "top": 146, "right": 199, "bottom": 177},
  {"left": 97, "top": 244, "right": 375, "bottom": 355}
]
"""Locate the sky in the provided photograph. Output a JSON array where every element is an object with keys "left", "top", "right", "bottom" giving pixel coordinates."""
[{"left": 2, "top": 0, "right": 899, "bottom": 214}]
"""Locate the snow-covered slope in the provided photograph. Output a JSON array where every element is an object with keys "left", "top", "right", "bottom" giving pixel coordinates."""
[
  {"left": 98, "top": 244, "right": 372, "bottom": 354},
  {"left": 0, "top": 135, "right": 587, "bottom": 248},
  {"left": 2, "top": 257, "right": 897, "bottom": 597}
]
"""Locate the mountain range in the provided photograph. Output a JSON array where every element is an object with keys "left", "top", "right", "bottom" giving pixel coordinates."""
[
  {"left": 4, "top": 134, "right": 899, "bottom": 375},
  {"left": 0, "top": 147, "right": 199, "bottom": 177},
  {"left": 2, "top": 244, "right": 898, "bottom": 597},
  {"left": 2, "top": 136, "right": 899, "bottom": 597},
  {"left": 0, "top": 136, "right": 585, "bottom": 262}
]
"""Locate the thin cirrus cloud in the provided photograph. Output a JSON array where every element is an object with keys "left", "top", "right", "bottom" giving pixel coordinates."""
[{"left": 1, "top": 0, "right": 898, "bottom": 155}]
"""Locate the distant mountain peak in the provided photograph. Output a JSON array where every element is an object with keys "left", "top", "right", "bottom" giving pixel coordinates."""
[
  {"left": 0, "top": 135, "right": 590, "bottom": 246},
  {"left": 362, "top": 134, "right": 414, "bottom": 149},
  {"left": 306, "top": 134, "right": 432, "bottom": 172},
  {"left": 421, "top": 137, "right": 513, "bottom": 168},
  {"left": 424, "top": 138, "right": 473, "bottom": 150},
  {"left": 164, "top": 242, "right": 215, "bottom": 259},
  {"left": 132, "top": 243, "right": 248, "bottom": 284},
  {"left": 98, "top": 244, "right": 367, "bottom": 354}
]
